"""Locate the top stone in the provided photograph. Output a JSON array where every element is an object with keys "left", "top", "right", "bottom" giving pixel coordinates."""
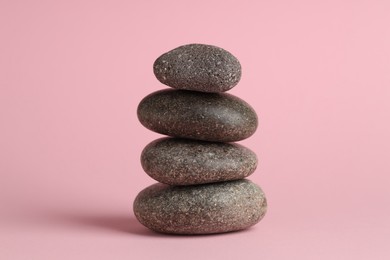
[{"left": 153, "top": 44, "right": 241, "bottom": 93}]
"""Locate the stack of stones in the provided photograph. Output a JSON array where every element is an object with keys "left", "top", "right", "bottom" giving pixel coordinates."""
[{"left": 133, "top": 44, "right": 267, "bottom": 235}]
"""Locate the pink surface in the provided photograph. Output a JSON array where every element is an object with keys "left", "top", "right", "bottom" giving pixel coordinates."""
[{"left": 1, "top": 0, "right": 389, "bottom": 259}]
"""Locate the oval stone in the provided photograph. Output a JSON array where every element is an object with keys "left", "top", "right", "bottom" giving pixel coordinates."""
[
  {"left": 141, "top": 137, "right": 258, "bottom": 185},
  {"left": 133, "top": 179, "right": 267, "bottom": 235},
  {"left": 137, "top": 89, "right": 258, "bottom": 142},
  {"left": 153, "top": 44, "right": 241, "bottom": 93}
]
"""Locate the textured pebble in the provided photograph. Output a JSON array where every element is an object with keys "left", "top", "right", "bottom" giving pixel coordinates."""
[
  {"left": 153, "top": 44, "right": 241, "bottom": 93},
  {"left": 133, "top": 179, "right": 267, "bottom": 235},
  {"left": 137, "top": 89, "right": 258, "bottom": 142},
  {"left": 141, "top": 137, "right": 258, "bottom": 185}
]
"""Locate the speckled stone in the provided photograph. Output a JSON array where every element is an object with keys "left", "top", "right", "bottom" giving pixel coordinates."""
[
  {"left": 133, "top": 179, "right": 267, "bottom": 235},
  {"left": 141, "top": 137, "right": 258, "bottom": 185},
  {"left": 137, "top": 89, "right": 258, "bottom": 142},
  {"left": 153, "top": 44, "right": 241, "bottom": 93}
]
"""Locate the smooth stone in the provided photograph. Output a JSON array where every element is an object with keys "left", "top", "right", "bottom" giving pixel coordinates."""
[
  {"left": 153, "top": 44, "right": 241, "bottom": 93},
  {"left": 141, "top": 137, "right": 258, "bottom": 185},
  {"left": 133, "top": 179, "right": 267, "bottom": 235},
  {"left": 137, "top": 89, "right": 258, "bottom": 142}
]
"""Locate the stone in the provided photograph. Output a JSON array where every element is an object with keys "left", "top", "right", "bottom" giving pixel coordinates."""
[
  {"left": 141, "top": 137, "right": 258, "bottom": 185},
  {"left": 153, "top": 44, "right": 241, "bottom": 93},
  {"left": 133, "top": 179, "right": 267, "bottom": 235},
  {"left": 137, "top": 89, "right": 258, "bottom": 142}
]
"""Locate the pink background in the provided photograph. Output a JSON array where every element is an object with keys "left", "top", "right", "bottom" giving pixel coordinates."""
[{"left": 1, "top": 0, "right": 389, "bottom": 259}]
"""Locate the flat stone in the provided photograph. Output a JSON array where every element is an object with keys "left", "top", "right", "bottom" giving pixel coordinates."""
[
  {"left": 153, "top": 44, "right": 241, "bottom": 93},
  {"left": 133, "top": 179, "right": 267, "bottom": 235},
  {"left": 141, "top": 137, "right": 258, "bottom": 185},
  {"left": 137, "top": 89, "right": 258, "bottom": 142}
]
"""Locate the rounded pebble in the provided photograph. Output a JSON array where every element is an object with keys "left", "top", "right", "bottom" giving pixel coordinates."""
[
  {"left": 133, "top": 179, "right": 267, "bottom": 235},
  {"left": 141, "top": 137, "right": 258, "bottom": 185},
  {"left": 137, "top": 89, "right": 258, "bottom": 142},
  {"left": 153, "top": 44, "right": 241, "bottom": 93}
]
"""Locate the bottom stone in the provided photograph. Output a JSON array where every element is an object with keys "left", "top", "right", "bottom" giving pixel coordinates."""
[{"left": 133, "top": 179, "right": 267, "bottom": 235}]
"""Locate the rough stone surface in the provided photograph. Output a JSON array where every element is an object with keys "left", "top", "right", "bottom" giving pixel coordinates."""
[
  {"left": 133, "top": 179, "right": 267, "bottom": 235},
  {"left": 137, "top": 89, "right": 258, "bottom": 142},
  {"left": 153, "top": 44, "right": 241, "bottom": 93},
  {"left": 141, "top": 137, "right": 258, "bottom": 185}
]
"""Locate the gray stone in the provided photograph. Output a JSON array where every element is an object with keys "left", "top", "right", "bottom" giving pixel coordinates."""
[
  {"left": 153, "top": 44, "right": 241, "bottom": 93},
  {"left": 141, "top": 137, "right": 258, "bottom": 185},
  {"left": 137, "top": 89, "right": 258, "bottom": 142},
  {"left": 133, "top": 179, "right": 267, "bottom": 235}
]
